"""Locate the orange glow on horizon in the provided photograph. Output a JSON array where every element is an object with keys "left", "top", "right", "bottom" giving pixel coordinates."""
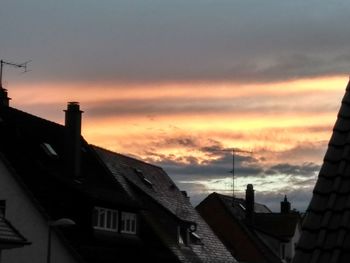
[{"left": 10, "top": 75, "right": 346, "bottom": 168}]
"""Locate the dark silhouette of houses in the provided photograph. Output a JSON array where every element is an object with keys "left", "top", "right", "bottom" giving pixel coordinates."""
[
  {"left": 0, "top": 87, "right": 236, "bottom": 263},
  {"left": 293, "top": 80, "right": 350, "bottom": 263},
  {"left": 196, "top": 185, "right": 301, "bottom": 263}
]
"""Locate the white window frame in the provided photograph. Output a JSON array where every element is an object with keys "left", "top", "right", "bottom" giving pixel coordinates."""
[
  {"left": 121, "top": 212, "right": 137, "bottom": 234},
  {"left": 93, "top": 207, "right": 118, "bottom": 232}
]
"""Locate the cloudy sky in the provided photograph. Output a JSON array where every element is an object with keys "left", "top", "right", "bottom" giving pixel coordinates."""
[{"left": 2, "top": 0, "right": 350, "bottom": 211}]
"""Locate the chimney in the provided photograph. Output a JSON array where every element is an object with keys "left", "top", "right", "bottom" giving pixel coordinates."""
[
  {"left": 245, "top": 184, "right": 255, "bottom": 225},
  {"left": 64, "top": 102, "right": 83, "bottom": 179},
  {"left": 280, "top": 195, "right": 291, "bottom": 214},
  {"left": 0, "top": 88, "right": 10, "bottom": 107}
]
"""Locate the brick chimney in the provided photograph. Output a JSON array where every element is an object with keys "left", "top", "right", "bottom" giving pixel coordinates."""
[
  {"left": 280, "top": 195, "right": 291, "bottom": 214},
  {"left": 64, "top": 102, "right": 83, "bottom": 179},
  {"left": 245, "top": 184, "right": 255, "bottom": 225},
  {"left": 0, "top": 88, "right": 10, "bottom": 107}
]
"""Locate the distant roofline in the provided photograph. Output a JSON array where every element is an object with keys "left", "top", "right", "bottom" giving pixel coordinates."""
[{"left": 212, "top": 192, "right": 271, "bottom": 211}]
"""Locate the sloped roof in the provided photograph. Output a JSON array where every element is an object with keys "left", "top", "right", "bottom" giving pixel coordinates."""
[
  {"left": 93, "top": 146, "right": 194, "bottom": 222},
  {"left": 94, "top": 146, "right": 237, "bottom": 263},
  {"left": 207, "top": 192, "right": 283, "bottom": 263},
  {"left": 0, "top": 217, "right": 30, "bottom": 248},
  {"left": 293, "top": 81, "right": 350, "bottom": 263},
  {"left": 216, "top": 193, "right": 299, "bottom": 242},
  {"left": 0, "top": 106, "right": 133, "bottom": 207},
  {"left": 216, "top": 192, "right": 271, "bottom": 220},
  {"left": 254, "top": 213, "right": 300, "bottom": 242},
  {"left": 0, "top": 106, "right": 140, "bottom": 262}
]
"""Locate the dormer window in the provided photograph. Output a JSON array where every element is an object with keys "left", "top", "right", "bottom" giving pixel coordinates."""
[
  {"left": 121, "top": 212, "right": 137, "bottom": 234},
  {"left": 178, "top": 226, "right": 189, "bottom": 246},
  {"left": 93, "top": 207, "right": 118, "bottom": 232}
]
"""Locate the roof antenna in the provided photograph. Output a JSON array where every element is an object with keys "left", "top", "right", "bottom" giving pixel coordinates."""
[
  {"left": 0, "top": 59, "right": 31, "bottom": 88},
  {"left": 229, "top": 148, "right": 253, "bottom": 207}
]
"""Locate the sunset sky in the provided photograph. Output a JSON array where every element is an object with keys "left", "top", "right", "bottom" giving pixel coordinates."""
[{"left": 2, "top": 0, "right": 350, "bottom": 211}]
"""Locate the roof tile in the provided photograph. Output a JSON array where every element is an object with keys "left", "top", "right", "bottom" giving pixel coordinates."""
[
  {"left": 333, "top": 117, "right": 350, "bottom": 132},
  {"left": 294, "top": 81, "right": 350, "bottom": 263},
  {"left": 319, "top": 162, "right": 339, "bottom": 178}
]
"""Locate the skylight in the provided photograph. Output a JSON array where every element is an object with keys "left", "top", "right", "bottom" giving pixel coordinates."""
[
  {"left": 41, "top": 143, "right": 58, "bottom": 157},
  {"left": 134, "top": 168, "right": 153, "bottom": 187}
]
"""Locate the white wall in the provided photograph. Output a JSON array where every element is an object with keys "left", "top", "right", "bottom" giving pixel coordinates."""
[{"left": 0, "top": 160, "right": 78, "bottom": 263}]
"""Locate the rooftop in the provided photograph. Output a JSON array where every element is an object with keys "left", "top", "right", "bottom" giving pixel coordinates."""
[{"left": 293, "top": 80, "right": 350, "bottom": 263}]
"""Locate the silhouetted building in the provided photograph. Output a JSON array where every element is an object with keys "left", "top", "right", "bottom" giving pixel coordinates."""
[
  {"left": 0, "top": 87, "right": 235, "bottom": 263},
  {"left": 0, "top": 216, "right": 30, "bottom": 262},
  {"left": 293, "top": 80, "right": 350, "bottom": 263},
  {"left": 197, "top": 186, "right": 301, "bottom": 263}
]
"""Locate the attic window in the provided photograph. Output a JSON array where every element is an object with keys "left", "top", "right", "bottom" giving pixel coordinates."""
[
  {"left": 41, "top": 143, "right": 58, "bottom": 157},
  {"left": 134, "top": 168, "right": 153, "bottom": 187},
  {"left": 121, "top": 212, "right": 137, "bottom": 234},
  {"left": 93, "top": 207, "right": 118, "bottom": 232}
]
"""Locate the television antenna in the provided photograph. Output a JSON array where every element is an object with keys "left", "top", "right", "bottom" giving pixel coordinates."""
[
  {"left": 228, "top": 148, "right": 253, "bottom": 206},
  {"left": 0, "top": 59, "right": 31, "bottom": 88}
]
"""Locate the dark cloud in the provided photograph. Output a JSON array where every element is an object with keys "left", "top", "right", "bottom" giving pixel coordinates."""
[
  {"left": 83, "top": 96, "right": 339, "bottom": 119},
  {"left": 265, "top": 162, "right": 320, "bottom": 177},
  {"left": 143, "top": 140, "right": 322, "bottom": 211},
  {"left": 2, "top": 0, "right": 350, "bottom": 84}
]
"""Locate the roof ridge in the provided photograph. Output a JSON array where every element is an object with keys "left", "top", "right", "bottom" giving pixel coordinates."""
[
  {"left": 5, "top": 106, "right": 64, "bottom": 128},
  {"left": 91, "top": 145, "right": 164, "bottom": 170}
]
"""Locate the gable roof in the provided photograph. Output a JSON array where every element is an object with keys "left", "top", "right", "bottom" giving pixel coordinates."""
[
  {"left": 215, "top": 193, "right": 299, "bottom": 241},
  {"left": 0, "top": 106, "right": 144, "bottom": 262},
  {"left": 0, "top": 217, "right": 30, "bottom": 249},
  {"left": 0, "top": 106, "right": 133, "bottom": 207},
  {"left": 93, "top": 146, "right": 195, "bottom": 222},
  {"left": 197, "top": 192, "right": 300, "bottom": 263},
  {"left": 293, "top": 81, "right": 350, "bottom": 263},
  {"left": 93, "top": 146, "right": 237, "bottom": 263}
]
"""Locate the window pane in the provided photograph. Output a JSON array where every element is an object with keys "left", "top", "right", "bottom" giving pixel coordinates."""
[
  {"left": 112, "top": 212, "right": 117, "bottom": 230},
  {"left": 131, "top": 220, "right": 135, "bottom": 232},
  {"left": 99, "top": 209, "right": 105, "bottom": 228},
  {"left": 126, "top": 219, "right": 130, "bottom": 231},
  {"left": 106, "top": 210, "right": 112, "bottom": 228},
  {"left": 121, "top": 218, "right": 125, "bottom": 230},
  {"left": 92, "top": 208, "right": 98, "bottom": 227}
]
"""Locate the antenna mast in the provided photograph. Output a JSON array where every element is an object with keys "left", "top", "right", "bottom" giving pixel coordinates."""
[
  {"left": 229, "top": 148, "right": 253, "bottom": 206},
  {"left": 232, "top": 149, "right": 235, "bottom": 202},
  {"left": 0, "top": 59, "right": 30, "bottom": 88}
]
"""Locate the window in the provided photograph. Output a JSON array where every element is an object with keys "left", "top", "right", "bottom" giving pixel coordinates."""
[
  {"left": 121, "top": 212, "right": 137, "bottom": 234},
  {"left": 178, "top": 226, "right": 189, "bottom": 246},
  {"left": 134, "top": 168, "right": 153, "bottom": 187},
  {"left": 0, "top": 200, "right": 5, "bottom": 216},
  {"left": 93, "top": 207, "right": 118, "bottom": 232},
  {"left": 41, "top": 143, "right": 58, "bottom": 157}
]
